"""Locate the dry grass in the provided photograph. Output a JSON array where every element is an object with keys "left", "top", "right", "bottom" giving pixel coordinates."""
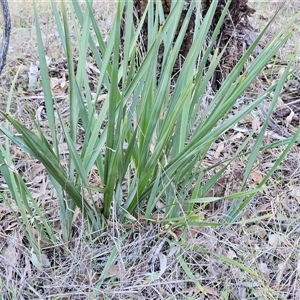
[{"left": 1, "top": 1, "right": 300, "bottom": 299}]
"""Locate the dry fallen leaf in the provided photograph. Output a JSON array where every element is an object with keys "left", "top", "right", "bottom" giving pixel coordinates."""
[
  {"left": 289, "top": 185, "right": 300, "bottom": 201},
  {"left": 226, "top": 249, "right": 238, "bottom": 260},
  {"left": 29, "top": 163, "right": 45, "bottom": 178},
  {"left": 203, "top": 285, "right": 220, "bottom": 297},
  {"left": 246, "top": 225, "right": 267, "bottom": 238},
  {"left": 285, "top": 110, "right": 295, "bottom": 125},
  {"left": 214, "top": 142, "right": 224, "bottom": 158},
  {"left": 40, "top": 253, "right": 51, "bottom": 268},
  {"left": 35, "top": 105, "right": 45, "bottom": 122},
  {"left": 158, "top": 253, "right": 167, "bottom": 276},
  {"left": 250, "top": 169, "right": 263, "bottom": 184},
  {"left": 28, "top": 62, "right": 39, "bottom": 90},
  {"left": 3, "top": 243, "right": 19, "bottom": 283},
  {"left": 60, "top": 71, "right": 67, "bottom": 88},
  {"left": 24, "top": 255, "right": 32, "bottom": 280},
  {"left": 268, "top": 233, "right": 283, "bottom": 248},
  {"left": 231, "top": 132, "right": 245, "bottom": 140},
  {"left": 259, "top": 262, "right": 270, "bottom": 276},
  {"left": 50, "top": 77, "right": 60, "bottom": 89},
  {"left": 276, "top": 263, "right": 286, "bottom": 286},
  {"left": 106, "top": 263, "right": 126, "bottom": 279},
  {"left": 297, "top": 259, "right": 300, "bottom": 276},
  {"left": 252, "top": 116, "right": 261, "bottom": 131}
]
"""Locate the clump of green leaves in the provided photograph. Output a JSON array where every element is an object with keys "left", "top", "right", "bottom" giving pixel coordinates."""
[{"left": 0, "top": 0, "right": 299, "bottom": 247}]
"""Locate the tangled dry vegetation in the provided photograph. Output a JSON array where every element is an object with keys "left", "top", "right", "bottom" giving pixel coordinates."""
[{"left": 1, "top": 1, "right": 300, "bottom": 299}]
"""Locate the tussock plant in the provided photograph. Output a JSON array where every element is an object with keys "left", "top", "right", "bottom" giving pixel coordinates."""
[{"left": 0, "top": 0, "right": 299, "bottom": 246}]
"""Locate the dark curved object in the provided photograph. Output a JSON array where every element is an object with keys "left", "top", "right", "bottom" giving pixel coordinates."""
[{"left": 0, "top": 0, "right": 11, "bottom": 75}]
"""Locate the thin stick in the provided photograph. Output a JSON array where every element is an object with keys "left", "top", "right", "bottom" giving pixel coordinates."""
[{"left": 0, "top": 0, "right": 10, "bottom": 75}]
